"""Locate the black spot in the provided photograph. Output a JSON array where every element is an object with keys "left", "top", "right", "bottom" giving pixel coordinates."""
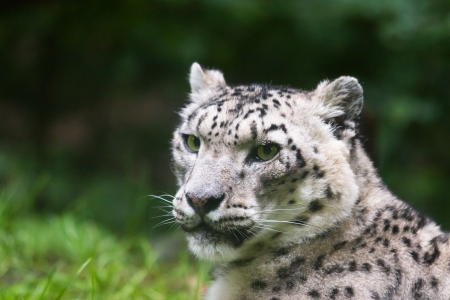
[
  {"left": 273, "top": 247, "right": 290, "bottom": 257},
  {"left": 395, "top": 268, "right": 402, "bottom": 285},
  {"left": 392, "top": 209, "right": 399, "bottom": 219},
  {"left": 286, "top": 281, "right": 295, "bottom": 290},
  {"left": 403, "top": 225, "right": 410, "bottom": 232},
  {"left": 287, "top": 138, "right": 293, "bottom": 144},
  {"left": 313, "top": 146, "right": 318, "bottom": 154},
  {"left": 277, "top": 267, "right": 290, "bottom": 279},
  {"left": 187, "top": 110, "right": 198, "bottom": 121},
  {"left": 402, "top": 237, "right": 411, "bottom": 247},
  {"left": 288, "top": 199, "right": 296, "bottom": 204},
  {"left": 298, "top": 275, "right": 307, "bottom": 283},
  {"left": 361, "top": 262, "right": 372, "bottom": 272},
  {"left": 383, "top": 238, "right": 390, "bottom": 248},
  {"left": 329, "top": 288, "right": 339, "bottom": 299},
  {"left": 376, "top": 259, "right": 390, "bottom": 273},
  {"left": 251, "top": 280, "right": 267, "bottom": 291},
  {"left": 296, "top": 150, "right": 306, "bottom": 167},
  {"left": 412, "top": 278, "right": 423, "bottom": 299},
  {"left": 333, "top": 241, "right": 347, "bottom": 251},
  {"left": 314, "top": 255, "right": 325, "bottom": 270},
  {"left": 309, "top": 200, "right": 323, "bottom": 212},
  {"left": 344, "top": 286, "right": 354, "bottom": 298},
  {"left": 257, "top": 107, "right": 267, "bottom": 117},
  {"left": 239, "top": 171, "right": 245, "bottom": 179},
  {"left": 370, "top": 291, "right": 380, "bottom": 299},
  {"left": 410, "top": 251, "right": 419, "bottom": 262},
  {"left": 423, "top": 243, "right": 440, "bottom": 265},
  {"left": 243, "top": 109, "right": 255, "bottom": 119},
  {"left": 324, "top": 264, "right": 345, "bottom": 275},
  {"left": 325, "top": 185, "right": 333, "bottom": 199},
  {"left": 250, "top": 121, "right": 258, "bottom": 140},
  {"left": 291, "top": 256, "right": 306, "bottom": 268},
  {"left": 401, "top": 207, "right": 414, "bottom": 222},
  {"left": 307, "top": 290, "right": 320, "bottom": 298},
  {"left": 265, "top": 124, "right": 287, "bottom": 133},
  {"left": 348, "top": 261, "right": 357, "bottom": 272},
  {"left": 196, "top": 113, "right": 207, "bottom": 130},
  {"left": 212, "top": 122, "right": 217, "bottom": 129},
  {"left": 383, "top": 219, "right": 391, "bottom": 231},
  {"left": 430, "top": 276, "right": 438, "bottom": 289},
  {"left": 270, "top": 298, "right": 280, "bottom": 300},
  {"left": 416, "top": 215, "right": 427, "bottom": 229},
  {"left": 392, "top": 225, "right": 399, "bottom": 235},
  {"left": 313, "top": 165, "right": 324, "bottom": 178},
  {"left": 272, "top": 286, "right": 281, "bottom": 293},
  {"left": 301, "top": 171, "right": 309, "bottom": 179}
]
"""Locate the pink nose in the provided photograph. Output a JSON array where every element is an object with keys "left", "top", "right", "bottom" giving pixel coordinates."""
[{"left": 185, "top": 193, "right": 225, "bottom": 217}]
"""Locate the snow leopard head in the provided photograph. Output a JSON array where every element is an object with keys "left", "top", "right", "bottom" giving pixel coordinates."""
[{"left": 171, "top": 63, "right": 363, "bottom": 261}]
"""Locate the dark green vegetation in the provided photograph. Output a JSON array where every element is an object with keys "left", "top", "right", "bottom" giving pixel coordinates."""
[{"left": 1, "top": 0, "right": 449, "bottom": 297}]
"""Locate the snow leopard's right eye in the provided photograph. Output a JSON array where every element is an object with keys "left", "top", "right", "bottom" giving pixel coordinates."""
[
  {"left": 183, "top": 134, "right": 201, "bottom": 153},
  {"left": 256, "top": 143, "right": 279, "bottom": 161}
]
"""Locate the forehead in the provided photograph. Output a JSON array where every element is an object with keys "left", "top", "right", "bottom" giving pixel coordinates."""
[
  {"left": 183, "top": 85, "right": 308, "bottom": 126},
  {"left": 179, "top": 85, "right": 314, "bottom": 146}
]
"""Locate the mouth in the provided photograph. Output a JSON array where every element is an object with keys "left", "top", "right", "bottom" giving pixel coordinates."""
[{"left": 182, "top": 221, "right": 255, "bottom": 247}]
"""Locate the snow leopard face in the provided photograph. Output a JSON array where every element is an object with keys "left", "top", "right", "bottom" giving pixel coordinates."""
[{"left": 171, "top": 63, "right": 363, "bottom": 261}]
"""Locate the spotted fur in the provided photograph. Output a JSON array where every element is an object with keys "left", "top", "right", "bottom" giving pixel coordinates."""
[{"left": 171, "top": 63, "right": 450, "bottom": 299}]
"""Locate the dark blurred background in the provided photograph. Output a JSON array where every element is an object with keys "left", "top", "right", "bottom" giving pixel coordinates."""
[{"left": 1, "top": 0, "right": 449, "bottom": 235}]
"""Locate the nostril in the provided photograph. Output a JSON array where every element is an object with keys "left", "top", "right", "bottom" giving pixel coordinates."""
[
  {"left": 186, "top": 194, "right": 195, "bottom": 210},
  {"left": 185, "top": 192, "right": 226, "bottom": 216},
  {"left": 203, "top": 194, "right": 225, "bottom": 214}
]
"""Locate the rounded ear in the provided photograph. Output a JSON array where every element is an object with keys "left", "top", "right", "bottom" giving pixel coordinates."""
[
  {"left": 315, "top": 76, "right": 363, "bottom": 121},
  {"left": 189, "top": 62, "right": 226, "bottom": 93}
]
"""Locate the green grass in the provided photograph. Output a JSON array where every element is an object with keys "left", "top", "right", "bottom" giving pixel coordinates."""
[{"left": 0, "top": 182, "right": 210, "bottom": 299}]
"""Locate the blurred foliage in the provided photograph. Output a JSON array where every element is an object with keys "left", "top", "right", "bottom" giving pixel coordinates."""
[
  {"left": 0, "top": 184, "right": 209, "bottom": 299},
  {"left": 0, "top": 0, "right": 449, "bottom": 232}
]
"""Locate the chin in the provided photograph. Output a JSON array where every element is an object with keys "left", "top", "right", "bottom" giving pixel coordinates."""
[{"left": 186, "top": 233, "right": 241, "bottom": 262}]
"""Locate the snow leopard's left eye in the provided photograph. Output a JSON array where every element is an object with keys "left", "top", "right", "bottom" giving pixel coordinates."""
[{"left": 255, "top": 144, "right": 279, "bottom": 161}]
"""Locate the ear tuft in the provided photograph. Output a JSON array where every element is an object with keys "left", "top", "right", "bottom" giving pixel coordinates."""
[
  {"left": 189, "top": 62, "right": 226, "bottom": 93},
  {"left": 315, "top": 76, "right": 363, "bottom": 120}
]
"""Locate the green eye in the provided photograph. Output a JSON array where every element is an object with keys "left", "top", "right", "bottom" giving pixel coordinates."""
[
  {"left": 185, "top": 135, "right": 201, "bottom": 152},
  {"left": 256, "top": 144, "right": 279, "bottom": 161}
]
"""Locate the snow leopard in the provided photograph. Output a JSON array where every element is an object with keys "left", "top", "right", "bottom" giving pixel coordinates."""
[{"left": 170, "top": 63, "right": 450, "bottom": 299}]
